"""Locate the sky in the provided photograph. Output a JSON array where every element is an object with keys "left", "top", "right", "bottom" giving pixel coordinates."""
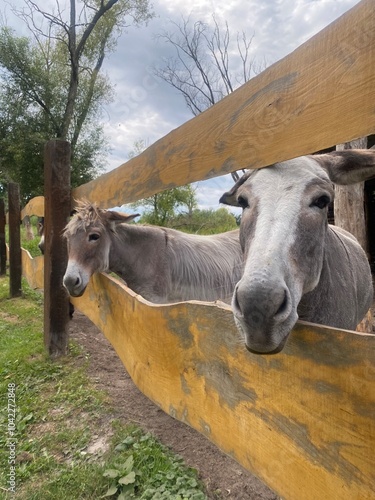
[{"left": 2, "top": 0, "right": 360, "bottom": 210}]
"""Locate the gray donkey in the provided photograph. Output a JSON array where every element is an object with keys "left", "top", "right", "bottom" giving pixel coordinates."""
[
  {"left": 63, "top": 201, "right": 243, "bottom": 304},
  {"left": 220, "top": 149, "right": 375, "bottom": 354}
]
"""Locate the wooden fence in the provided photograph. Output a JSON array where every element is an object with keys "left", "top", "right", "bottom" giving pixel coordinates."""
[{"left": 14, "top": 1, "right": 375, "bottom": 498}]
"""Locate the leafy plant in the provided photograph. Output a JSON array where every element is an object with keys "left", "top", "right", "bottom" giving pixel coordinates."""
[
  {"left": 103, "top": 428, "right": 207, "bottom": 499},
  {"left": 102, "top": 455, "right": 137, "bottom": 498}
]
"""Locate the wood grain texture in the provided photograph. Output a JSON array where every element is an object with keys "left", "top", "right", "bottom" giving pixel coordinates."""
[
  {"left": 335, "top": 139, "right": 368, "bottom": 253},
  {"left": 8, "top": 183, "right": 22, "bottom": 297},
  {"left": 43, "top": 140, "right": 71, "bottom": 356},
  {"left": 21, "top": 249, "right": 44, "bottom": 290},
  {"left": 73, "top": 0, "right": 375, "bottom": 209},
  {"left": 64, "top": 272, "right": 374, "bottom": 500}
]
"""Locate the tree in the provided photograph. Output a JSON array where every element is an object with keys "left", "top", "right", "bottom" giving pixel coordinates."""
[
  {"left": 0, "top": 0, "right": 153, "bottom": 201},
  {"left": 128, "top": 139, "right": 150, "bottom": 159},
  {"left": 155, "top": 15, "right": 264, "bottom": 181},
  {"left": 155, "top": 15, "right": 264, "bottom": 116},
  {"left": 128, "top": 139, "right": 198, "bottom": 226},
  {"left": 134, "top": 185, "right": 197, "bottom": 227},
  {"left": 127, "top": 139, "right": 238, "bottom": 232}
]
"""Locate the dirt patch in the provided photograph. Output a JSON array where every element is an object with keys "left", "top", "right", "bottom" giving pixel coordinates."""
[{"left": 69, "top": 311, "right": 278, "bottom": 500}]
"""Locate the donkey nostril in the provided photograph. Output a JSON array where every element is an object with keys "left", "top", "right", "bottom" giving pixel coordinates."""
[
  {"left": 74, "top": 277, "right": 80, "bottom": 287},
  {"left": 275, "top": 290, "right": 288, "bottom": 317}
]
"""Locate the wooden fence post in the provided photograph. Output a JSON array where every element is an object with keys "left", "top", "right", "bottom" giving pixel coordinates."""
[
  {"left": 335, "top": 138, "right": 368, "bottom": 252},
  {"left": 8, "top": 183, "right": 22, "bottom": 297},
  {"left": 44, "top": 140, "right": 71, "bottom": 357},
  {"left": 0, "top": 199, "right": 6, "bottom": 275}
]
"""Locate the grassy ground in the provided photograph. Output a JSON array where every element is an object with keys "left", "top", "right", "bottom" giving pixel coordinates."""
[
  {"left": 0, "top": 274, "right": 207, "bottom": 499},
  {"left": 18, "top": 217, "right": 42, "bottom": 258}
]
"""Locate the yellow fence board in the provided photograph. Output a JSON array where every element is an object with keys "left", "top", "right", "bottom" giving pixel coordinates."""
[
  {"left": 67, "top": 272, "right": 375, "bottom": 500},
  {"left": 21, "top": 249, "right": 44, "bottom": 289},
  {"left": 21, "top": 196, "right": 44, "bottom": 219},
  {"left": 73, "top": 0, "right": 375, "bottom": 208}
]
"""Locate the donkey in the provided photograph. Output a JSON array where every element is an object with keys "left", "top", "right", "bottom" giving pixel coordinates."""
[
  {"left": 220, "top": 149, "right": 375, "bottom": 354},
  {"left": 62, "top": 201, "right": 243, "bottom": 304}
]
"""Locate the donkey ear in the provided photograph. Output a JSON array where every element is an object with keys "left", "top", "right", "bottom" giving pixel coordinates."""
[
  {"left": 106, "top": 210, "right": 140, "bottom": 224},
  {"left": 312, "top": 148, "right": 375, "bottom": 185},
  {"left": 219, "top": 170, "right": 252, "bottom": 206}
]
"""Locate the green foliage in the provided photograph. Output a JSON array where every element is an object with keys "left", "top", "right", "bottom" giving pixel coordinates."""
[
  {"left": 127, "top": 139, "right": 237, "bottom": 233},
  {"left": 173, "top": 207, "right": 238, "bottom": 234},
  {"left": 135, "top": 203, "right": 238, "bottom": 235},
  {"left": 0, "top": 0, "right": 154, "bottom": 203},
  {"left": 133, "top": 184, "right": 197, "bottom": 227},
  {"left": 20, "top": 216, "right": 43, "bottom": 258},
  {"left": 0, "top": 26, "right": 107, "bottom": 201},
  {"left": 102, "top": 428, "right": 206, "bottom": 499},
  {"left": 102, "top": 455, "right": 137, "bottom": 498},
  {"left": 128, "top": 139, "right": 237, "bottom": 235},
  {"left": 0, "top": 275, "right": 208, "bottom": 499}
]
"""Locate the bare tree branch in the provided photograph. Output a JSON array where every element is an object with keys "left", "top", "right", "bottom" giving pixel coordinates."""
[{"left": 155, "top": 14, "right": 265, "bottom": 180}]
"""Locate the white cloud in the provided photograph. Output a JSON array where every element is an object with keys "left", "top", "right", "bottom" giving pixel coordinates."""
[{"left": 103, "top": 106, "right": 185, "bottom": 170}]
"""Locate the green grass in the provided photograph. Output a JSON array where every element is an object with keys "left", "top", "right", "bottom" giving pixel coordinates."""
[
  {"left": 20, "top": 216, "right": 42, "bottom": 258},
  {"left": 5, "top": 216, "right": 42, "bottom": 258},
  {"left": 0, "top": 275, "right": 207, "bottom": 499}
]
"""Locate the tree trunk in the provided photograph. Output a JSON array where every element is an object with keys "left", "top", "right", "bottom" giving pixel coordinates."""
[{"left": 23, "top": 215, "right": 35, "bottom": 240}]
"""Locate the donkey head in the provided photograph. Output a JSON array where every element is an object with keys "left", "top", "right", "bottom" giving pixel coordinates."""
[
  {"left": 63, "top": 202, "right": 138, "bottom": 297},
  {"left": 220, "top": 149, "right": 375, "bottom": 354}
]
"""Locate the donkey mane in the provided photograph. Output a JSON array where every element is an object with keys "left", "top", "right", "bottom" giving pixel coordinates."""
[
  {"left": 161, "top": 226, "right": 242, "bottom": 302},
  {"left": 64, "top": 201, "right": 106, "bottom": 235}
]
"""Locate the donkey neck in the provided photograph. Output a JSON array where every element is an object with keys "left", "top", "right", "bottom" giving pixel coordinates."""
[
  {"left": 107, "top": 223, "right": 170, "bottom": 301},
  {"left": 298, "top": 225, "right": 372, "bottom": 329},
  {"left": 107, "top": 223, "right": 242, "bottom": 303}
]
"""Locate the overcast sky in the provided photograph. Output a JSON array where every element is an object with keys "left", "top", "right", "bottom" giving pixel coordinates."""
[{"left": 3, "top": 0, "right": 359, "bottom": 210}]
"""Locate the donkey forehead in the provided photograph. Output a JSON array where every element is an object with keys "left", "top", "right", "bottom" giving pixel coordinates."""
[
  {"left": 65, "top": 214, "right": 107, "bottom": 237},
  {"left": 240, "top": 156, "right": 332, "bottom": 197}
]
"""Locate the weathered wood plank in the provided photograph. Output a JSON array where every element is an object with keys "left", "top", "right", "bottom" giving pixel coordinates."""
[
  {"left": 0, "top": 199, "right": 6, "bottom": 275},
  {"left": 21, "top": 249, "right": 44, "bottom": 290},
  {"left": 8, "top": 183, "right": 22, "bottom": 297},
  {"left": 21, "top": 196, "right": 44, "bottom": 219},
  {"left": 43, "top": 140, "right": 71, "bottom": 357},
  {"left": 69, "top": 273, "right": 375, "bottom": 500},
  {"left": 18, "top": 3, "right": 375, "bottom": 497},
  {"left": 73, "top": 0, "right": 375, "bottom": 208},
  {"left": 334, "top": 139, "right": 368, "bottom": 252}
]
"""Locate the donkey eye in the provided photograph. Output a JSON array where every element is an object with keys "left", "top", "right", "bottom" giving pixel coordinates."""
[
  {"left": 88, "top": 233, "right": 100, "bottom": 242},
  {"left": 237, "top": 195, "right": 249, "bottom": 209},
  {"left": 310, "top": 195, "right": 331, "bottom": 209}
]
